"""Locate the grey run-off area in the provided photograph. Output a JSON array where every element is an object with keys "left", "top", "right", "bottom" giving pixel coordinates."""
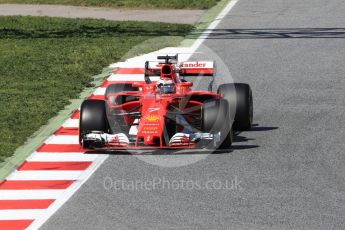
[{"left": 0, "top": 4, "right": 205, "bottom": 24}]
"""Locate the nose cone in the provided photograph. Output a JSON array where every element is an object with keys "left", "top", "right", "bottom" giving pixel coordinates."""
[
  {"left": 136, "top": 99, "right": 169, "bottom": 147},
  {"left": 139, "top": 114, "right": 163, "bottom": 146}
]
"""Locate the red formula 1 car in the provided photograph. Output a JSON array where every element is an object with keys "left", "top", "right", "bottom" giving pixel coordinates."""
[{"left": 79, "top": 55, "right": 253, "bottom": 150}]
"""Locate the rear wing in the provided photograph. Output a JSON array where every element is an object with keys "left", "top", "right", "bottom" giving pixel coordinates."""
[
  {"left": 144, "top": 59, "right": 215, "bottom": 91},
  {"left": 179, "top": 61, "right": 215, "bottom": 76},
  {"left": 145, "top": 61, "right": 215, "bottom": 77}
]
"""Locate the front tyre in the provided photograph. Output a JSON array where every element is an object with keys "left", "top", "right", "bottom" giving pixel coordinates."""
[
  {"left": 201, "top": 99, "right": 233, "bottom": 149},
  {"left": 79, "top": 99, "right": 109, "bottom": 148},
  {"left": 217, "top": 83, "right": 253, "bottom": 131}
]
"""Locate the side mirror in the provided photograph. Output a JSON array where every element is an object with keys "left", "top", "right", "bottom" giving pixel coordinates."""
[{"left": 180, "top": 81, "right": 193, "bottom": 87}]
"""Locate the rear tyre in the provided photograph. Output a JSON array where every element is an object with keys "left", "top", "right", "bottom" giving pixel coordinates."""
[
  {"left": 79, "top": 99, "right": 109, "bottom": 148},
  {"left": 105, "top": 83, "right": 138, "bottom": 134},
  {"left": 217, "top": 83, "right": 253, "bottom": 131},
  {"left": 105, "top": 83, "right": 138, "bottom": 98},
  {"left": 201, "top": 99, "right": 233, "bottom": 149}
]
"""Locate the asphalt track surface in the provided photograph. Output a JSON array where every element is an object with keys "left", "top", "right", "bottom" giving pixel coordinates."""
[{"left": 42, "top": 0, "right": 345, "bottom": 229}]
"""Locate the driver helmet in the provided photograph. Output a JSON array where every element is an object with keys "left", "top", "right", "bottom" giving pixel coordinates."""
[{"left": 157, "top": 78, "right": 175, "bottom": 94}]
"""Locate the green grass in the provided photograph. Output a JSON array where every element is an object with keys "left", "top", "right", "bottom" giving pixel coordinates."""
[
  {"left": 0, "top": 0, "right": 220, "bottom": 9},
  {"left": 0, "top": 16, "right": 193, "bottom": 162}
]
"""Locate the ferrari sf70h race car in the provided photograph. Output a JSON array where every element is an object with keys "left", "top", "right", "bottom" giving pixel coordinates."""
[{"left": 79, "top": 55, "right": 253, "bottom": 150}]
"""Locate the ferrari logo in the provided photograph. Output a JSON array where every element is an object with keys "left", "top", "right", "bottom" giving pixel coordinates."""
[{"left": 145, "top": 115, "right": 160, "bottom": 122}]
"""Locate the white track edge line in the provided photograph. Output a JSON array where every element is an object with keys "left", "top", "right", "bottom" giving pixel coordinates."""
[{"left": 190, "top": 0, "right": 240, "bottom": 52}]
